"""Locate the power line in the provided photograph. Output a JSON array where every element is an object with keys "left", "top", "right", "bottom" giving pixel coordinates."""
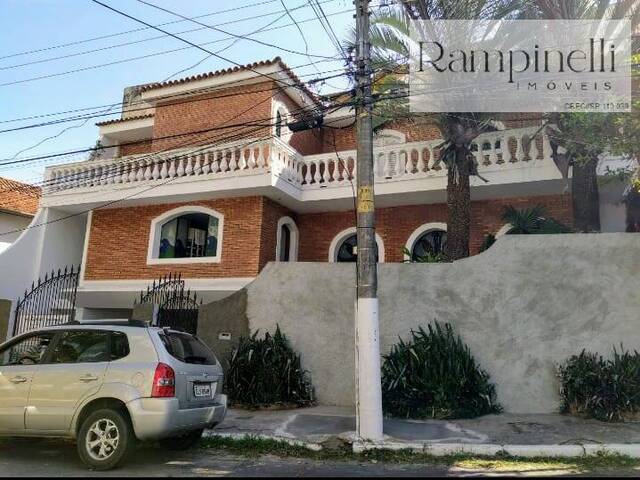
[
  {"left": 0, "top": 7, "right": 352, "bottom": 88},
  {"left": 0, "top": 0, "right": 281, "bottom": 61},
  {"left": 0, "top": 0, "right": 338, "bottom": 72}
]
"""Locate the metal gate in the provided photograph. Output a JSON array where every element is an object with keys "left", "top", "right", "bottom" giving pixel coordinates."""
[
  {"left": 157, "top": 288, "right": 201, "bottom": 335},
  {"left": 12, "top": 265, "right": 80, "bottom": 337},
  {"left": 136, "top": 273, "right": 201, "bottom": 334}
]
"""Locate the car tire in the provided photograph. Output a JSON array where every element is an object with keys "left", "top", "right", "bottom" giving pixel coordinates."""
[
  {"left": 77, "top": 408, "right": 132, "bottom": 471},
  {"left": 159, "top": 429, "right": 204, "bottom": 451}
]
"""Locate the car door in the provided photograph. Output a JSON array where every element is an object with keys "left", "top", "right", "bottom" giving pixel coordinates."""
[
  {"left": 0, "top": 331, "right": 55, "bottom": 433},
  {"left": 25, "top": 329, "right": 109, "bottom": 432}
]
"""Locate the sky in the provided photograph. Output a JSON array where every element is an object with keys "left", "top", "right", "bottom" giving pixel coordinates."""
[{"left": 0, "top": 0, "right": 355, "bottom": 184}]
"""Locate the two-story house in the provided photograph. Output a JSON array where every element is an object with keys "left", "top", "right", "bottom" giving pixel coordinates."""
[{"left": 1, "top": 57, "right": 630, "bottom": 321}]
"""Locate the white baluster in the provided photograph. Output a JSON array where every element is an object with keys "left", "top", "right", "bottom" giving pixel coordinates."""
[
  {"left": 202, "top": 153, "right": 211, "bottom": 174},
  {"left": 168, "top": 159, "right": 176, "bottom": 178},
  {"left": 219, "top": 150, "right": 228, "bottom": 172},
  {"left": 304, "top": 161, "right": 312, "bottom": 185},
  {"left": 312, "top": 161, "right": 321, "bottom": 183},
  {"left": 194, "top": 154, "right": 202, "bottom": 175},
  {"left": 159, "top": 160, "right": 168, "bottom": 179},
  {"left": 229, "top": 149, "right": 238, "bottom": 171},
  {"left": 513, "top": 136, "right": 524, "bottom": 162},
  {"left": 488, "top": 137, "right": 498, "bottom": 165},
  {"left": 135, "top": 160, "right": 145, "bottom": 181},
  {"left": 418, "top": 149, "right": 428, "bottom": 173},
  {"left": 144, "top": 159, "right": 153, "bottom": 180},
  {"left": 257, "top": 146, "right": 265, "bottom": 168},
  {"left": 176, "top": 156, "right": 185, "bottom": 176},
  {"left": 247, "top": 148, "right": 256, "bottom": 169},
  {"left": 541, "top": 134, "right": 551, "bottom": 161},
  {"left": 185, "top": 155, "right": 194, "bottom": 175},
  {"left": 384, "top": 152, "right": 393, "bottom": 178},
  {"left": 150, "top": 160, "right": 159, "bottom": 180}
]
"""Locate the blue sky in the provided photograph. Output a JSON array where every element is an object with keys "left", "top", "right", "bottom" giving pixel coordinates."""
[{"left": 0, "top": 0, "right": 354, "bottom": 183}]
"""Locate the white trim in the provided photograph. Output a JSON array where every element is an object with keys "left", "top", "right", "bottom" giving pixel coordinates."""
[
  {"left": 78, "top": 277, "right": 254, "bottom": 292},
  {"left": 272, "top": 100, "right": 292, "bottom": 144},
  {"left": 328, "top": 227, "right": 385, "bottom": 263},
  {"left": 79, "top": 210, "right": 93, "bottom": 282},
  {"left": 404, "top": 222, "right": 447, "bottom": 261},
  {"left": 495, "top": 223, "right": 512, "bottom": 237},
  {"left": 275, "top": 216, "right": 299, "bottom": 262},
  {"left": 146, "top": 205, "right": 224, "bottom": 265}
]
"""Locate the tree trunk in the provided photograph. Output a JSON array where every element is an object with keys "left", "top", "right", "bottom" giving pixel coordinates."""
[
  {"left": 572, "top": 156, "right": 600, "bottom": 232},
  {"left": 446, "top": 147, "right": 471, "bottom": 260}
]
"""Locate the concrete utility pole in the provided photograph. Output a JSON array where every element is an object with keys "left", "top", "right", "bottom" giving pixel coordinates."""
[{"left": 354, "top": 0, "right": 383, "bottom": 442}]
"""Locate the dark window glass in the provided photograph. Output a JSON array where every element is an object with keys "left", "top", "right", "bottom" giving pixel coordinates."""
[
  {"left": 0, "top": 332, "right": 55, "bottom": 366},
  {"left": 275, "top": 111, "right": 282, "bottom": 138},
  {"left": 110, "top": 332, "right": 130, "bottom": 361},
  {"left": 279, "top": 224, "right": 291, "bottom": 262},
  {"left": 412, "top": 230, "right": 447, "bottom": 260},
  {"left": 336, "top": 234, "right": 379, "bottom": 263},
  {"left": 159, "top": 331, "right": 217, "bottom": 365},
  {"left": 159, "top": 213, "right": 219, "bottom": 259},
  {"left": 49, "top": 331, "right": 109, "bottom": 364}
]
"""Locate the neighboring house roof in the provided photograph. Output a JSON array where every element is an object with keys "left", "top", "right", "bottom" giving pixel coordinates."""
[
  {"left": 96, "top": 114, "right": 154, "bottom": 127},
  {"left": 0, "top": 177, "right": 41, "bottom": 216}
]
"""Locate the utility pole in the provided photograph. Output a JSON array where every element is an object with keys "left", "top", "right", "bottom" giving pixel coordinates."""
[{"left": 354, "top": 0, "right": 383, "bottom": 442}]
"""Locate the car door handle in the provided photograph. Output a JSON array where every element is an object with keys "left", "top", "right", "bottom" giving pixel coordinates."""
[
  {"left": 10, "top": 376, "right": 28, "bottom": 384},
  {"left": 79, "top": 374, "right": 99, "bottom": 382}
]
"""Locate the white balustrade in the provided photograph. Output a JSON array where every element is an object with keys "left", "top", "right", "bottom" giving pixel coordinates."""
[{"left": 45, "top": 128, "right": 553, "bottom": 195}]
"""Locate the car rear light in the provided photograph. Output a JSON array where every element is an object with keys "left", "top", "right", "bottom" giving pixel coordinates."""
[{"left": 152, "top": 362, "right": 175, "bottom": 397}]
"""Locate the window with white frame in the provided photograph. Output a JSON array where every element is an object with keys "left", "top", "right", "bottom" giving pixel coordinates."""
[
  {"left": 405, "top": 223, "right": 447, "bottom": 261},
  {"left": 148, "top": 206, "right": 223, "bottom": 264},
  {"left": 276, "top": 216, "right": 298, "bottom": 262},
  {"left": 329, "top": 227, "right": 385, "bottom": 263}
]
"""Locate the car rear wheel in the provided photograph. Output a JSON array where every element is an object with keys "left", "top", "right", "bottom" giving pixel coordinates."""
[
  {"left": 159, "top": 429, "right": 204, "bottom": 450},
  {"left": 77, "top": 408, "right": 132, "bottom": 470}
]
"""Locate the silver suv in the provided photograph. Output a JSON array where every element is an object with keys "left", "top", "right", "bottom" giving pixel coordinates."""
[{"left": 0, "top": 321, "right": 227, "bottom": 470}]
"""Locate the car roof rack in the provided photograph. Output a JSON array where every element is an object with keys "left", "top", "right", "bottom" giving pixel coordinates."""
[{"left": 60, "top": 319, "right": 150, "bottom": 328}]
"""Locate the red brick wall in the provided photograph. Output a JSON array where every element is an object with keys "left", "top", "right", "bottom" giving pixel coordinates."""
[
  {"left": 120, "top": 139, "right": 152, "bottom": 156},
  {"left": 151, "top": 82, "right": 276, "bottom": 152},
  {"left": 297, "top": 194, "right": 573, "bottom": 263},
  {"left": 84, "top": 197, "right": 267, "bottom": 280},
  {"left": 84, "top": 193, "right": 572, "bottom": 280}
]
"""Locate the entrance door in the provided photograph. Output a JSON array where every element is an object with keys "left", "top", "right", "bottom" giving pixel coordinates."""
[{"left": 0, "top": 332, "right": 55, "bottom": 432}]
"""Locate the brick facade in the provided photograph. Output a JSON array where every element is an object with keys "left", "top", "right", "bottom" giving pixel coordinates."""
[{"left": 83, "top": 193, "right": 572, "bottom": 281}]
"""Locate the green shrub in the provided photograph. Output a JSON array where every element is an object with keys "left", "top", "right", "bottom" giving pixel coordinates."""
[
  {"left": 381, "top": 322, "right": 501, "bottom": 419},
  {"left": 558, "top": 347, "right": 640, "bottom": 422},
  {"left": 479, "top": 233, "right": 496, "bottom": 252},
  {"left": 225, "top": 326, "right": 315, "bottom": 408},
  {"left": 502, "top": 205, "right": 573, "bottom": 234},
  {"left": 401, "top": 246, "right": 447, "bottom": 263}
]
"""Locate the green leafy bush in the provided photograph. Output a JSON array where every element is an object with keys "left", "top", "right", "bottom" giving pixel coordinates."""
[
  {"left": 502, "top": 205, "right": 573, "bottom": 234},
  {"left": 401, "top": 246, "right": 447, "bottom": 263},
  {"left": 558, "top": 347, "right": 640, "bottom": 422},
  {"left": 381, "top": 322, "right": 501, "bottom": 419},
  {"left": 225, "top": 326, "right": 315, "bottom": 408}
]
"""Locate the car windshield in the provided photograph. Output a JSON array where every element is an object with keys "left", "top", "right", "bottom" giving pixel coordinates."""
[{"left": 158, "top": 330, "right": 217, "bottom": 365}]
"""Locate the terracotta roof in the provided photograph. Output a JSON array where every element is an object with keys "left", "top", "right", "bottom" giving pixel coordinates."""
[
  {"left": 138, "top": 57, "right": 320, "bottom": 104},
  {"left": 0, "top": 177, "right": 41, "bottom": 216},
  {"left": 96, "top": 113, "right": 155, "bottom": 127}
]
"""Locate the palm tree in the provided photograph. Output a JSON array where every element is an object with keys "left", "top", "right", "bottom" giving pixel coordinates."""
[
  {"left": 342, "top": 0, "right": 519, "bottom": 260},
  {"left": 522, "top": 0, "right": 640, "bottom": 232}
]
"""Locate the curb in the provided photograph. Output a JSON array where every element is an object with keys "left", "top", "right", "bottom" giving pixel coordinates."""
[
  {"left": 203, "top": 431, "right": 324, "bottom": 452},
  {"left": 352, "top": 440, "right": 640, "bottom": 458}
]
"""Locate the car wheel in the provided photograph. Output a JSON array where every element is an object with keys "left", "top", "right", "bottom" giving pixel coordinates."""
[
  {"left": 159, "top": 429, "right": 204, "bottom": 451},
  {"left": 77, "top": 408, "right": 132, "bottom": 471}
]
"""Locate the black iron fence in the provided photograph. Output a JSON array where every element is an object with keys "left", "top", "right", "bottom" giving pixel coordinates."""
[
  {"left": 136, "top": 272, "right": 201, "bottom": 334},
  {"left": 12, "top": 265, "right": 80, "bottom": 337}
]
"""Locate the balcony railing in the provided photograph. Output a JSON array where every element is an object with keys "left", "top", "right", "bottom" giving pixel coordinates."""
[{"left": 44, "top": 127, "right": 553, "bottom": 197}]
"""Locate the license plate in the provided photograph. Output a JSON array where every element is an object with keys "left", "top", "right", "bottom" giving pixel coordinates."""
[{"left": 193, "top": 383, "right": 212, "bottom": 398}]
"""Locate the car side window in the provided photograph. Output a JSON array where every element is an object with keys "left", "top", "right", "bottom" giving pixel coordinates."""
[
  {"left": 0, "top": 332, "right": 55, "bottom": 366},
  {"left": 110, "top": 331, "right": 130, "bottom": 361},
  {"left": 49, "top": 330, "right": 110, "bottom": 364}
]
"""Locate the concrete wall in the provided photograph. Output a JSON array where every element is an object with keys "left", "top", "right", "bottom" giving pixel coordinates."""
[
  {"left": 235, "top": 233, "right": 640, "bottom": 413},
  {"left": 0, "top": 212, "right": 32, "bottom": 253},
  {"left": 0, "top": 207, "right": 87, "bottom": 336}
]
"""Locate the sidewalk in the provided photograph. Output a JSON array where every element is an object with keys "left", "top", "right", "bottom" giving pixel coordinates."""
[{"left": 208, "top": 406, "right": 640, "bottom": 457}]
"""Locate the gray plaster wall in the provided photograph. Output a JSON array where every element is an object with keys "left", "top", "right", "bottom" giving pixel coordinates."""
[
  {"left": 244, "top": 233, "right": 640, "bottom": 413},
  {"left": 198, "top": 289, "right": 249, "bottom": 367}
]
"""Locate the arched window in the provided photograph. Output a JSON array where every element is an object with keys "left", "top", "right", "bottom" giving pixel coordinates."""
[
  {"left": 276, "top": 216, "right": 298, "bottom": 262},
  {"left": 404, "top": 222, "right": 447, "bottom": 261},
  {"left": 147, "top": 206, "right": 223, "bottom": 264},
  {"left": 328, "top": 227, "right": 385, "bottom": 263}
]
